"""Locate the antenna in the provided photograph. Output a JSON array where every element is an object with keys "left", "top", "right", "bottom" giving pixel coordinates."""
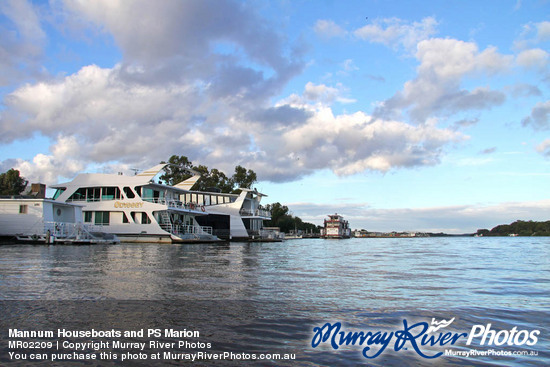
[{"left": 130, "top": 168, "right": 140, "bottom": 176}]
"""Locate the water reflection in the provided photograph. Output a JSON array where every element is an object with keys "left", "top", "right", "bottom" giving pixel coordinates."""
[{"left": 0, "top": 238, "right": 549, "bottom": 309}]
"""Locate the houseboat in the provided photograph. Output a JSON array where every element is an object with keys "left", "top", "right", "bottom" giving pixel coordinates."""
[
  {"left": 0, "top": 184, "right": 118, "bottom": 244},
  {"left": 181, "top": 187, "right": 274, "bottom": 241},
  {"left": 50, "top": 164, "right": 274, "bottom": 243},
  {"left": 321, "top": 214, "right": 351, "bottom": 239},
  {"left": 51, "top": 164, "right": 220, "bottom": 243}
]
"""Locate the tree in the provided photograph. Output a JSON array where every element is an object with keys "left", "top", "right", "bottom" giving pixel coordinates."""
[
  {"left": 264, "top": 202, "right": 319, "bottom": 234},
  {"left": 0, "top": 169, "right": 28, "bottom": 195},
  {"left": 193, "top": 166, "right": 233, "bottom": 192},
  {"left": 232, "top": 165, "right": 257, "bottom": 192},
  {"left": 158, "top": 155, "right": 257, "bottom": 193},
  {"left": 159, "top": 155, "right": 194, "bottom": 185}
]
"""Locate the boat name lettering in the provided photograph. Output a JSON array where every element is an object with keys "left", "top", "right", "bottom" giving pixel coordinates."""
[{"left": 114, "top": 201, "right": 144, "bottom": 208}]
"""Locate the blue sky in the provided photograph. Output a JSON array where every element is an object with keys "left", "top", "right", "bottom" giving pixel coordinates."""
[{"left": 1, "top": 0, "right": 549, "bottom": 233}]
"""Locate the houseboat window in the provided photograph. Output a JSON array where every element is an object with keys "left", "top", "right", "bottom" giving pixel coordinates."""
[
  {"left": 135, "top": 186, "right": 142, "bottom": 197},
  {"left": 19, "top": 205, "right": 28, "bottom": 214},
  {"left": 131, "top": 212, "right": 150, "bottom": 224},
  {"left": 86, "top": 187, "right": 100, "bottom": 202},
  {"left": 94, "top": 211, "right": 110, "bottom": 225},
  {"left": 53, "top": 188, "right": 66, "bottom": 200},
  {"left": 84, "top": 212, "right": 92, "bottom": 223},
  {"left": 68, "top": 188, "right": 86, "bottom": 201},
  {"left": 142, "top": 188, "right": 154, "bottom": 200},
  {"left": 101, "top": 187, "right": 120, "bottom": 200},
  {"left": 123, "top": 187, "right": 135, "bottom": 199},
  {"left": 123, "top": 212, "right": 130, "bottom": 223}
]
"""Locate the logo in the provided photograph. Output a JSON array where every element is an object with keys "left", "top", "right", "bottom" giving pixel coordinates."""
[
  {"left": 310, "top": 318, "right": 539, "bottom": 360},
  {"left": 427, "top": 317, "right": 455, "bottom": 333}
]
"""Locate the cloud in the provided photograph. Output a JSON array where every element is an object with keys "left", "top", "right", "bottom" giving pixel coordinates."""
[
  {"left": 314, "top": 19, "right": 347, "bottom": 38},
  {"left": 479, "top": 147, "right": 497, "bottom": 155},
  {"left": 376, "top": 38, "right": 511, "bottom": 122},
  {"left": 522, "top": 100, "right": 550, "bottom": 130},
  {"left": 536, "top": 139, "right": 550, "bottom": 157},
  {"left": 516, "top": 48, "right": 550, "bottom": 70},
  {"left": 0, "top": 3, "right": 474, "bottom": 186},
  {"left": 537, "top": 21, "right": 550, "bottom": 41},
  {"left": 514, "top": 21, "right": 550, "bottom": 50},
  {"left": 354, "top": 17, "right": 438, "bottom": 53},
  {"left": 60, "top": 0, "right": 303, "bottom": 99},
  {"left": 249, "top": 100, "right": 465, "bottom": 181},
  {"left": 507, "top": 83, "right": 542, "bottom": 98},
  {"left": 0, "top": 0, "right": 46, "bottom": 85},
  {"left": 0, "top": 61, "right": 464, "bottom": 185}
]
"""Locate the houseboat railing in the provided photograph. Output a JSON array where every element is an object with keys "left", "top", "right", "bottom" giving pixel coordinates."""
[
  {"left": 43, "top": 221, "right": 116, "bottom": 241},
  {"left": 159, "top": 223, "right": 213, "bottom": 236},
  {"left": 142, "top": 197, "right": 206, "bottom": 211},
  {"left": 239, "top": 208, "right": 271, "bottom": 217}
]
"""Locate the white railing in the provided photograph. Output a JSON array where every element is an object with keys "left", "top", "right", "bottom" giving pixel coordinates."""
[
  {"left": 239, "top": 208, "right": 271, "bottom": 217},
  {"left": 169, "top": 224, "right": 213, "bottom": 236},
  {"left": 42, "top": 221, "right": 117, "bottom": 242},
  {"left": 143, "top": 198, "right": 205, "bottom": 211}
]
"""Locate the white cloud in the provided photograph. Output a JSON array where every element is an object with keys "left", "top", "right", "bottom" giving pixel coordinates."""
[
  {"left": 314, "top": 19, "right": 347, "bottom": 38},
  {"left": 0, "top": 2, "right": 510, "bottom": 188},
  {"left": 354, "top": 17, "right": 438, "bottom": 53},
  {"left": 377, "top": 38, "right": 511, "bottom": 122},
  {"left": 537, "top": 21, "right": 550, "bottom": 41},
  {"left": 514, "top": 21, "right": 550, "bottom": 50},
  {"left": 0, "top": 0, "right": 46, "bottom": 85},
  {"left": 516, "top": 48, "right": 549, "bottom": 70}
]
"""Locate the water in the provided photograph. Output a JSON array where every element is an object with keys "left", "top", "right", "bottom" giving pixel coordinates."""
[{"left": 0, "top": 237, "right": 548, "bottom": 366}]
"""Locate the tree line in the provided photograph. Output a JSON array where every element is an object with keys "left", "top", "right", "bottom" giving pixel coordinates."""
[
  {"left": 263, "top": 202, "right": 320, "bottom": 234},
  {"left": 477, "top": 220, "right": 550, "bottom": 237},
  {"left": 159, "top": 155, "right": 256, "bottom": 193}
]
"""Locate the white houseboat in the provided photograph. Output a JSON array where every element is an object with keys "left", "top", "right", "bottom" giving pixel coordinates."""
[
  {"left": 181, "top": 187, "right": 274, "bottom": 241},
  {"left": 321, "top": 214, "right": 351, "bottom": 239},
  {"left": 0, "top": 184, "right": 118, "bottom": 244},
  {"left": 50, "top": 164, "right": 274, "bottom": 243},
  {"left": 51, "top": 164, "right": 219, "bottom": 243}
]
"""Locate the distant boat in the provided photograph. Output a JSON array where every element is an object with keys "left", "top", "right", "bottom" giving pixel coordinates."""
[
  {"left": 321, "top": 214, "right": 351, "bottom": 239},
  {"left": 285, "top": 234, "right": 303, "bottom": 239}
]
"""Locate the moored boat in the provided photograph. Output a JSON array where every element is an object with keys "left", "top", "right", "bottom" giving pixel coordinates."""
[
  {"left": 321, "top": 213, "right": 351, "bottom": 239},
  {"left": 51, "top": 165, "right": 220, "bottom": 243},
  {"left": 0, "top": 184, "right": 119, "bottom": 244},
  {"left": 50, "top": 164, "right": 275, "bottom": 243}
]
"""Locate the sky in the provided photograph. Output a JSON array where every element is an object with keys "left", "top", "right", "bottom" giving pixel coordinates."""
[{"left": 0, "top": 0, "right": 549, "bottom": 233}]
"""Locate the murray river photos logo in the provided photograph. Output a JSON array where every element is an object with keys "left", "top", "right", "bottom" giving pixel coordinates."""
[{"left": 311, "top": 317, "right": 540, "bottom": 359}]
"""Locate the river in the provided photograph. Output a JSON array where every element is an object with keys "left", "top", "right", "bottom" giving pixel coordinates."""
[{"left": 0, "top": 237, "right": 548, "bottom": 366}]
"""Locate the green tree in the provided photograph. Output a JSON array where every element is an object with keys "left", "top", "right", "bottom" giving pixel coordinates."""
[
  {"left": 158, "top": 155, "right": 257, "bottom": 193},
  {"left": 194, "top": 166, "right": 233, "bottom": 193},
  {"left": 231, "top": 165, "right": 257, "bottom": 192},
  {"left": 264, "top": 202, "right": 319, "bottom": 234},
  {"left": 159, "top": 155, "right": 194, "bottom": 185},
  {"left": 0, "top": 169, "right": 28, "bottom": 195}
]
